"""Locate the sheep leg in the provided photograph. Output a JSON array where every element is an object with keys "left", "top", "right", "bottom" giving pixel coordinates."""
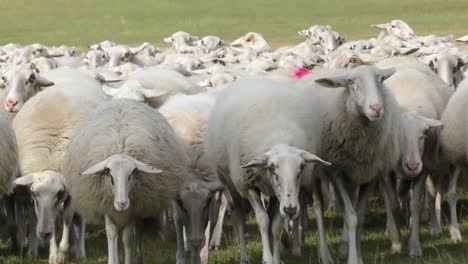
[
  {"left": 332, "top": 176, "right": 359, "bottom": 264},
  {"left": 123, "top": 222, "right": 134, "bottom": 264},
  {"left": 312, "top": 189, "right": 334, "bottom": 264},
  {"left": 271, "top": 205, "right": 284, "bottom": 264},
  {"left": 198, "top": 219, "right": 211, "bottom": 264},
  {"left": 247, "top": 189, "right": 273, "bottom": 264},
  {"left": 231, "top": 205, "right": 249, "bottom": 264},
  {"left": 48, "top": 229, "right": 60, "bottom": 264},
  {"left": 52, "top": 198, "right": 74, "bottom": 263},
  {"left": 426, "top": 175, "right": 442, "bottom": 237},
  {"left": 447, "top": 167, "right": 462, "bottom": 242},
  {"left": 379, "top": 176, "right": 402, "bottom": 254},
  {"left": 76, "top": 217, "right": 87, "bottom": 259},
  {"left": 105, "top": 215, "right": 119, "bottom": 264},
  {"left": 408, "top": 172, "right": 427, "bottom": 257},
  {"left": 172, "top": 200, "right": 186, "bottom": 264},
  {"left": 5, "top": 195, "right": 24, "bottom": 253},
  {"left": 355, "top": 184, "right": 369, "bottom": 264},
  {"left": 27, "top": 206, "right": 39, "bottom": 257},
  {"left": 291, "top": 190, "right": 306, "bottom": 256},
  {"left": 210, "top": 191, "right": 227, "bottom": 250},
  {"left": 134, "top": 220, "right": 143, "bottom": 264}
]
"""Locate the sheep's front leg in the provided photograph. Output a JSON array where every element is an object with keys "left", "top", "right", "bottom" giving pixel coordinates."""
[
  {"left": 271, "top": 205, "right": 285, "bottom": 264},
  {"left": 247, "top": 189, "right": 273, "bottom": 264},
  {"left": 199, "top": 219, "right": 211, "bottom": 264},
  {"left": 355, "top": 184, "right": 369, "bottom": 264},
  {"left": 379, "top": 176, "right": 402, "bottom": 254},
  {"left": 105, "top": 215, "right": 119, "bottom": 264},
  {"left": 172, "top": 200, "right": 186, "bottom": 264},
  {"left": 291, "top": 190, "right": 306, "bottom": 256},
  {"left": 312, "top": 191, "right": 334, "bottom": 264},
  {"left": 27, "top": 206, "right": 39, "bottom": 257},
  {"left": 5, "top": 195, "right": 24, "bottom": 253},
  {"left": 135, "top": 220, "right": 144, "bottom": 264},
  {"left": 408, "top": 172, "right": 428, "bottom": 257},
  {"left": 448, "top": 167, "right": 462, "bottom": 242},
  {"left": 231, "top": 204, "right": 249, "bottom": 264},
  {"left": 332, "top": 176, "right": 359, "bottom": 264},
  {"left": 210, "top": 191, "right": 228, "bottom": 250},
  {"left": 427, "top": 175, "right": 442, "bottom": 237},
  {"left": 52, "top": 199, "right": 74, "bottom": 263},
  {"left": 75, "top": 217, "right": 87, "bottom": 259},
  {"left": 123, "top": 222, "right": 134, "bottom": 264}
]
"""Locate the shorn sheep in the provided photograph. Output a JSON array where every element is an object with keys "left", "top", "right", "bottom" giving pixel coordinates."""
[
  {"left": 159, "top": 92, "right": 224, "bottom": 264},
  {"left": 12, "top": 77, "right": 108, "bottom": 263},
  {"left": 205, "top": 78, "right": 330, "bottom": 264},
  {"left": 63, "top": 99, "right": 188, "bottom": 264},
  {"left": 298, "top": 65, "right": 401, "bottom": 264}
]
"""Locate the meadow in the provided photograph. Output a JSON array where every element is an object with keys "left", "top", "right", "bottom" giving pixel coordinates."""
[{"left": 0, "top": 0, "right": 468, "bottom": 263}]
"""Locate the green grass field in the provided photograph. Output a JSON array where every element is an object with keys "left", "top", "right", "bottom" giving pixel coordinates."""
[
  {"left": 1, "top": 0, "right": 468, "bottom": 263},
  {"left": 1, "top": 0, "right": 468, "bottom": 48}
]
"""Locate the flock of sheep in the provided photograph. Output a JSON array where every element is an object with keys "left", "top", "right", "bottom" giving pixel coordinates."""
[{"left": 0, "top": 19, "right": 467, "bottom": 264}]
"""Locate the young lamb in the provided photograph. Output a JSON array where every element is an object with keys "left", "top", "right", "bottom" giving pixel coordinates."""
[
  {"left": 298, "top": 65, "right": 401, "bottom": 264},
  {"left": 12, "top": 79, "right": 108, "bottom": 263},
  {"left": 63, "top": 99, "right": 188, "bottom": 264},
  {"left": 205, "top": 78, "right": 330, "bottom": 264}
]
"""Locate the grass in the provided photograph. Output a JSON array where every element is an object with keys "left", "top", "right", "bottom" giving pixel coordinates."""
[
  {"left": 0, "top": 0, "right": 467, "bottom": 48},
  {"left": 1, "top": 187, "right": 468, "bottom": 264},
  {"left": 1, "top": 0, "right": 468, "bottom": 263}
]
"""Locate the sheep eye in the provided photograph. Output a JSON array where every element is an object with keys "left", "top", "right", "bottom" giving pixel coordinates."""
[
  {"left": 346, "top": 78, "right": 354, "bottom": 85},
  {"left": 391, "top": 25, "right": 397, "bottom": 28},
  {"left": 349, "top": 58, "right": 357, "bottom": 63},
  {"left": 29, "top": 74, "right": 36, "bottom": 83}
]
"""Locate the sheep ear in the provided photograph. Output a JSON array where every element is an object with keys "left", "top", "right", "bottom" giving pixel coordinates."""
[
  {"left": 301, "top": 151, "right": 331, "bottom": 166},
  {"left": 14, "top": 174, "right": 36, "bottom": 186},
  {"left": 207, "top": 181, "right": 224, "bottom": 194},
  {"left": 35, "top": 75, "right": 54, "bottom": 87},
  {"left": 102, "top": 85, "right": 119, "bottom": 96},
  {"left": 141, "top": 88, "right": 167, "bottom": 99},
  {"left": 241, "top": 154, "right": 269, "bottom": 168},
  {"left": 381, "top": 67, "right": 396, "bottom": 80},
  {"left": 421, "top": 117, "right": 443, "bottom": 129},
  {"left": 94, "top": 73, "right": 121, "bottom": 84},
  {"left": 314, "top": 74, "right": 347, "bottom": 88},
  {"left": 81, "top": 160, "right": 108, "bottom": 175},
  {"left": 398, "top": 47, "right": 419, "bottom": 55},
  {"left": 134, "top": 159, "right": 163, "bottom": 174},
  {"left": 298, "top": 30, "right": 310, "bottom": 38},
  {"left": 130, "top": 43, "right": 148, "bottom": 55},
  {"left": 163, "top": 37, "right": 173, "bottom": 43},
  {"left": 371, "top": 23, "right": 388, "bottom": 30}
]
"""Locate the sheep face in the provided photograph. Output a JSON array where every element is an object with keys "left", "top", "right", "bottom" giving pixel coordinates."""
[
  {"left": 315, "top": 65, "right": 396, "bottom": 121},
  {"left": 2, "top": 66, "right": 54, "bottom": 113},
  {"left": 84, "top": 50, "right": 109, "bottom": 68},
  {"left": 107, "top": 44, "right": 147, "bottom": 67},
  {"left": 372, "top": 20, "right": 415, "bottom": 40},
  {"left": 102, "top": 80, "right": 166, "bottom": 102},
  {"left": 230, "top": 32, "right": 271, "bottom": 53},
  {"left": 399, "top": 112, "right": 442, "bottom": 177},
  {"left": 316, "top": 31, "right": 340, "bottom": 54},
  {"left": 81, "top": 154, "right": 162, "bottom": 212},
  {"left": 425, "top": 53, "right": 468, "bottom": 87},
  {"left": 242, "top": 145, "right": 330, "bottom": 220},
  {"left": 174, "top": 180, "right": 223, "bottom": 252},
  {"left": 14, "top": 171, "right": 67, "bottom": 241}
]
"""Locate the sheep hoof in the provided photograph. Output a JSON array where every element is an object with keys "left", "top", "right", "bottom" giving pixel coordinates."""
[
  {"left": 409, "top": 246, "right": 422, "bottom": 258},
  {"left": 429, "top": 227, "right": 442, "bottom": 237},
  {"left": 391, "top": 243, "right": 402, "bottom": 254},
  {"left": 337, "top": 242, "right": 348, "bottom": 259},
  {"left": 49, "top": 254, "right": 65, "bottom": 264},
  {"left": 450, "top": 227, "right": 462, "bottom": 243},
  {"left": 240, "top": 257, "right": 250, "bottom": 264},
  {"left": 291, "top": 246, "right": 301, "bottom": 257}
]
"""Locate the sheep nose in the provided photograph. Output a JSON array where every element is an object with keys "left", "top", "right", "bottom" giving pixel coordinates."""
[
  {"left": 284, "top": 206, "right": 297, "bottom": 219},
  {"left": 328, "top": 48, "right": 335, "bottom": 53},
  {"left": 117, "top": 201, "right": 127, "bottom": 210},
  {"left": 7, "top": 99, "right": 18, "bottom": 107},
  {"left": 39, "top": 232, "right": 52, "bottom": 240},
  {"left": 370, "top": 104, "right": 382, "bottom": 115},
  {"left": 406, "top": 162, "right": 420, "bottom": 171},
  {"left": 190, "top": 239, "right": 204, "bottom": 250}
]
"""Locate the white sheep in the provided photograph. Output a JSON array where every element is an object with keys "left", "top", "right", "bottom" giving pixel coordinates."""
[
  {"left": 298, "top": 65, "right": 401, "bottom": 264},
  {"left": 230, "top": 32, "right": 271, "bottom": 53},
  {"left": 439, "top": 78, "right": 468, "bottom": 243},
  {"left": 12, "top": 77, "right": 108, "bottom": 263},
  {"left": 0, "top": 110, "right": 18, "bottom": 196},
  {"left": 371, "top": 19, "right": 416, "bottom": 40},
  {"left": 419, "top": 52, "right": 468, "bottom": 87},
  {"left": 63, "top": 99, "right": 188, "bottom": 264},
  {"left": 159, "top": 93, "right": 224, "bottom": 264},
  {"left": 205, "top": 78, "right": 330, "bottom": 264}
]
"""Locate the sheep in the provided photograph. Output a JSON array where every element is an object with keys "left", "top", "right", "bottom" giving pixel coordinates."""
[
  {"left": 439, "top": 78, "right": 468, "bottom": 243},
  {"left": 456, "top": 35, "right": 468, "bottom": 42},
  {"left": 373, "top": 62, "right": 448, "bottom": 256},
  {"left": 371, "top": 19, "right": 416, "bottom": 40},
  {"left": 298, "top": 25, "right": 345, "bottom": 54},
  {"left": 159, "top": 93, "right": 224, "bottom": 264},
  {"left": 205, "top": 78, "right": 330, "bottom": 264},
  {"left": 0, "top": 110, "right": 18, "bottom": 196},
  {"left": 107, "top": 43, "right": 150, "bottom": 67},
  {"left": 419, "top": 52, "right": 468, "bottom": 87},
  {"left": 63, "top": 99, "right": 188, "bottom": 264},
  {"left": 297, "top": 65, "right": 401, "bottom": 264},
  {"left": 197, "top": 36, "right": 227, "bottom": 52},
  {"left": 102, "top": 66, "right": 204, "bottom": 107},
  {"left": 2, "top": 64, "right": 55, "bottom": 113},
  {"left": 230, "top": 32, "right": 271, "bottom": 53},
  {"left": 164, "top": 31, "right": 200, "bottom": 53},
  {"left": 83, "top": 49, "right": 109, "bottom": 68},
  {"left": 11, "top": 77, "right": 108, "bottom": 262}
]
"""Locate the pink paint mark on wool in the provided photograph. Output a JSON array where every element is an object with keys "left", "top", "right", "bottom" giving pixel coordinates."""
[{"left": 293, "top": 68, "right": 309, "bottom": 79}]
